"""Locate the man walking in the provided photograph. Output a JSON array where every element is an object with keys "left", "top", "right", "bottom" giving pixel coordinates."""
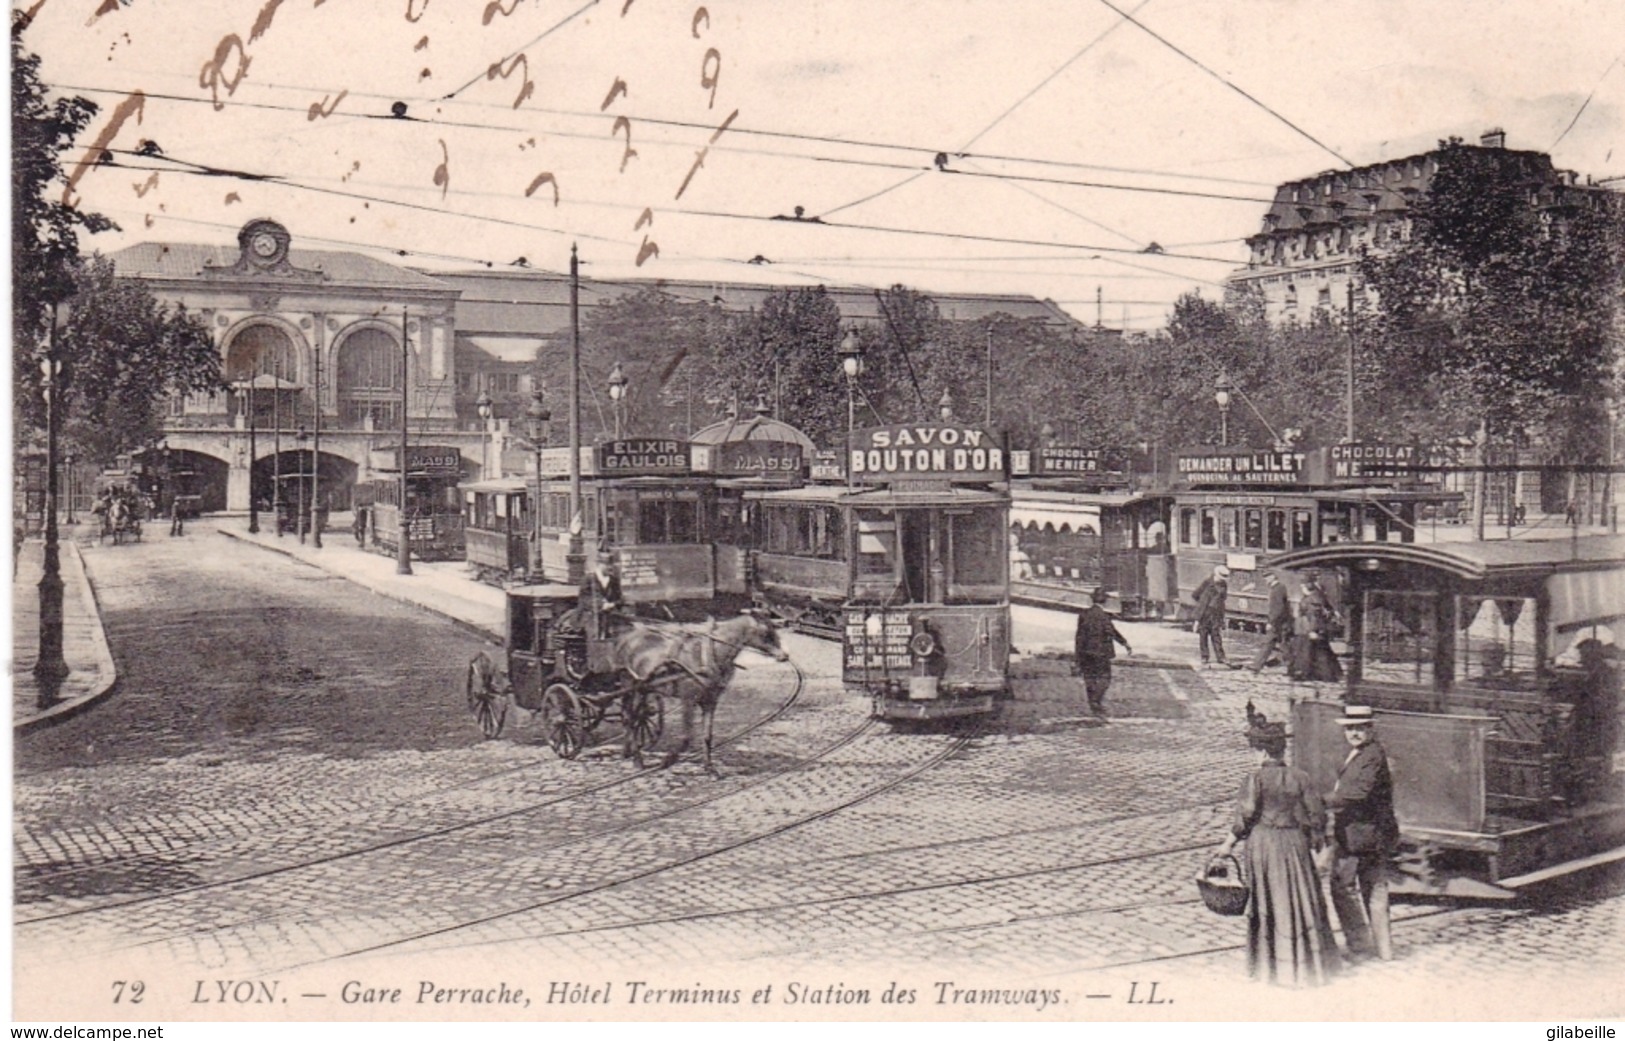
[
  {"left": 1074, "top": 586, "right": 1132, "bottom": 718},
  {"left": 1326, "top": 705, "right": 1399, "bottom": 962},
  {"left": 1249, "top": 570, "right": 1292, "bottom": 672},
  {"left": 1192, "top": 565, "right": 1231, "bottom": 668}
]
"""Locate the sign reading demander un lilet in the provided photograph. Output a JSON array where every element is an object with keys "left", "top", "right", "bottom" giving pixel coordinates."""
[
  {"left": 1176, "top": 449, "right": 1305, "bottom": 485},
  {"left": 595, "top": 438, "right": 691, "bottom": 476},
  {"left": 849, "top": 424, "right": 1004, "bottom": 483}
]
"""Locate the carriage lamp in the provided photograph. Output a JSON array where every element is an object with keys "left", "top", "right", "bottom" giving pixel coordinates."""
[
  {"left": 476, "top": 390, "right": 494, "bottom": 479},
  {"left": 1214, "top": 371, "right": 1233, "bottom": 447},
  {"left": 607, "top": 362, "right": 628, "bottom": 439}
]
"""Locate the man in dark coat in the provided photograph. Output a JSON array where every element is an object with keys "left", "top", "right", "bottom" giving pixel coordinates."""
[
  {"left": 1192, "top": 565, "right": 1231, "bottom": 668},
  {"left": 1248, "top": 570, "right": 1293, "bottom": 672},
  {"left": 1074, "top": 586, "right": 1132, "bottom": 717},
  {"left": 1326, "top": 705, "right": 1399, "bottom": 962}
]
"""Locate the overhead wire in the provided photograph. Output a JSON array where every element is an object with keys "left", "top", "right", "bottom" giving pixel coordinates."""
[
  {"left": 1089, "top": 0, "right": 1353, "bottom": 169},
  {"left": 440, "top": 0, "right": 602, "bottom": 102},
  {"left": 1550, "top": 56, "right": 1621, "bottom": 151}
]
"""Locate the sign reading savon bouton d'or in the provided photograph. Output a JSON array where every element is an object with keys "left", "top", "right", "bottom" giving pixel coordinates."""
[{"left": 848, "top": 424, "right": 1005, "bottom": 483}]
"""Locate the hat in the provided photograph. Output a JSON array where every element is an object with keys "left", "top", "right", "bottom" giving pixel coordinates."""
[
  {"left": 1089, "top": 585, "right": 1107, "bottom": 602},
  {"left": 1336, "top": 705, "right": 1376, "bottom": 727},
  {"left": 1214, "top": 566, "right": 1231, "bottom": 579}
]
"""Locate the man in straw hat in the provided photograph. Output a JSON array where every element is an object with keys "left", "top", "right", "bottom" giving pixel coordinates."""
[
  {"left": 1325, "top": 705, "right": 1399, "bottom": 962},
  {"left": 1191, "top": 564, "right": 1233, "bottom": 668}
]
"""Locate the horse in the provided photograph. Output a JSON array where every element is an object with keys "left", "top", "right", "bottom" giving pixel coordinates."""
[{"left": 611, "top": 611, "right": 789, "bottom": 776}]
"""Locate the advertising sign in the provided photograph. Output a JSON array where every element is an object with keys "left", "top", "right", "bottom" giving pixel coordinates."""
[
  {"left": 843, "top": 609, "right": 913, "bottom": 675},
  {"left": 369, "top": 444, "right": 463, "bottom": 476},
  {"left": 809, "top": 449, "right": 845, "bottom": 482},
  {"left": 848, "top": 424, "right": 1004, "bottom": 483},
  {"left": 711, "top": 439, "right": 803, "bottom": 477},
  {"left": 1176, "top": 450, "right": 1305, "bottom": 485},
  {"left": 1327, "top": 442, "right": 1426, "bottom": 483},
  {"left": 595, "top": 438, "right": 691, "bottom": 476}
]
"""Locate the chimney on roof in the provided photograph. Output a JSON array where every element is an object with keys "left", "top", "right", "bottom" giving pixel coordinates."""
[{"left": 1480, "top": 128, "right": 1506, "bottom": 149}]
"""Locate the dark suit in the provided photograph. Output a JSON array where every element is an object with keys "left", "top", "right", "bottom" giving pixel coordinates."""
[
  {"left": 1073, "top": 605, "right": 1130, "bottom": 713},
  {"left": 1249, "top": 581, "right": 1292, "bottom": 671},
  {"left": 1326, "top": 737, "right": 1398, "bottom": 960}
]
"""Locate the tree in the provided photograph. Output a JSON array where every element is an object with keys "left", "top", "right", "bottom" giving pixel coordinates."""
[
  {"left": 1360, "top": 139, "right": 1625, "bottom": 455},
  {"left": 13, "top": 19, "right": 223, "bottom": 464},
  {"left": 53, "top": 258, "right": 219, "bottom": 464}
]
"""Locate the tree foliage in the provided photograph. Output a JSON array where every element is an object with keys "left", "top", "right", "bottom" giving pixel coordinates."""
[{"left": 1360, "top": 139, "right": 1625, "bottom": 457}]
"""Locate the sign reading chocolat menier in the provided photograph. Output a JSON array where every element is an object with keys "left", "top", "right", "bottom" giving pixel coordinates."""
[
  {"left": 1328, "top": 442, "right": 1424, "bottom": 482},
  {"left": 849, "top": 424, "right": 1005, "bottom": 482}
]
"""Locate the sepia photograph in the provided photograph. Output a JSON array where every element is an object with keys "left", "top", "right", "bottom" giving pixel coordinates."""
[{"left": 9, "top": 0, "right": 1624, "bottom": 1027}]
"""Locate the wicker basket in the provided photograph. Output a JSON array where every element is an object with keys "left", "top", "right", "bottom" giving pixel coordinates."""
[{"left": 1196, "top": 854, "right": 1250, "bottom": 916}]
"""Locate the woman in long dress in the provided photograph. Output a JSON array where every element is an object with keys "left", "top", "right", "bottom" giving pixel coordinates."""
[
  {"left": 1289, "top": 575, "right": 1343, "bottom": 682},
  {"left": 1214, "top": 720, "right": 1341, "bottom": 986}
]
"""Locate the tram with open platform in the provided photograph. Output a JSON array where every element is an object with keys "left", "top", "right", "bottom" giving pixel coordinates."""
[
  {"left": 363, "top": 443, "right": 466, "bottom": 561},
  {"left": 1280, "top": 535, "right": 1625, "bottom": 898}
]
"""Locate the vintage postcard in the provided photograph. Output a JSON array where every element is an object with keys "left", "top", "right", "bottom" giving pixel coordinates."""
[{"left": 9, "top": 0, "right": 1624, "bottom": 1029}]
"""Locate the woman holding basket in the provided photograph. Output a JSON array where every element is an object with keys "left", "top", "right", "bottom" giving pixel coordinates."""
[{"left": 1210, "top": 715, "right": 1341, "bottom": 986}]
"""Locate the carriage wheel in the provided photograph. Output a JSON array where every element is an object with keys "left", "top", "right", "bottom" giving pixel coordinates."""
[
  {"left": 622, "top": 689, "right": 665, "bottom": 753},
  {"left": 579, "top": 691, "right": 608, "bottom": 732},
  {"left": 465, "top": 658, "right": 508, "bottom": 740},
  {"left": 541, "top": 682, "right": 586, "bottom": 760}
]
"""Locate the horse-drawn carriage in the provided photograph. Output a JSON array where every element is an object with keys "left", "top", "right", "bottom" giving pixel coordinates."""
[
  {"left": 466, "top": 580, "right": 788, "bottom": 774},
  {"left": 92, "top": 489, "right": 144, "bottom": 545}
]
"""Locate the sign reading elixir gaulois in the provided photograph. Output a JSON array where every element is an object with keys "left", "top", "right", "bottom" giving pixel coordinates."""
[
  {"left": 595, "top": 438, "right": 691, "bottom": 476},
  {"left": 848, "top": 424, "right": 1005, "bottom": 483}
]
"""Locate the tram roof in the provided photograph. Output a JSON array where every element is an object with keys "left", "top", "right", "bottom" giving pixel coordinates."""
[
  {"left": 458, "top": 476, "right": 529, "bottom": 493},
  {"left": 1175, "top": 485, "right": 1463, "bottom": 502},
  {"left": 1271, "top": 534, "right": 1625, "bottom": 581},
  {"left": 840, "top": 485, "right": 1009, "bottom": 506},
  {"left": 506, "top": 582, "right": 582, "bottom": 600},
  {"left": 1012, "top": 487, "right": 1166, "bottom": 507}
]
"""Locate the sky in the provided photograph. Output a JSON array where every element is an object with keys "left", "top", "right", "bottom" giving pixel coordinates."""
[{"left": 16, "top": 0, "right": 1625, "bottom": 330}]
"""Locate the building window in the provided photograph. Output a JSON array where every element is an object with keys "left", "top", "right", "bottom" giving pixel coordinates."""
[
  {"left": 1317, "top": 287, "right": 1332, "bottom": 308},
  {"left": 336, "top": 327, "right": 404, "bottom": 428}
]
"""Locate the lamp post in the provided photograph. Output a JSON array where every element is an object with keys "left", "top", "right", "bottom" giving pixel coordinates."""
[
  {"left": 240, "top": 380, "right": 260, "bottom": 534},
  {"left": 34, "top": 344, "right": 69, "bottom": 704},
  {"left": 1214, "top": 371, "right": 1233, "bottom": 447},
  {"left": 294, "top": 425, "right": 310, "bottom": 544},
  {"left": 527, "top": 386, "right": 551, "bottom": 580},
  {"left": 607, "top": 361, "right": 627, "bottom": 439},
  {"left": 475, "top": 389, "right": 494, "bottom": 478},
  {"left": 63, "top": 453, "right": 76, "bottom": 525},
  {"left": 939, "top": 388, "right": 955, "bottom": 423},
  {"left": 838, "top": 328, "right": 863, "bottom": 488},
  {"left": 272, "top": 353, "right": 283, "bottom": 537}
]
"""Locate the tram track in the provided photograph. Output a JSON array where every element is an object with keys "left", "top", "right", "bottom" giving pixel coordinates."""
[
  {"left": 14, "top": 657, "right": 808, "bottom": 927},
  {"left": 96, "top": 703, "right": 919, "bottom": 971}
]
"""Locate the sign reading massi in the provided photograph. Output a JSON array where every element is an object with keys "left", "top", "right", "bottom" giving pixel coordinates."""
[
  {"left": 849, "top": 424, "right": 1005, "bottom": 483},
  {"left": 1176, "top": 449, "right": 1306, "bottom": 485}
]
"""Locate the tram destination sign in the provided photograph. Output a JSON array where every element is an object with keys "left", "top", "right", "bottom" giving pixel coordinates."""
[
  {"left": 595, "top": 438, "right": 692, "bottom": 476},
  {"left": 849, "top": 424, "right": 1005, "bottom": 483},
  {"left": 1176, "top": 449, "right": 1305, "bottom": 485}
]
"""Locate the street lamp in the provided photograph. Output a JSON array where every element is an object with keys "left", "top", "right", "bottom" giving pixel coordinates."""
[
  {"left": 1214, "top": 371, "right": 1233, "bottom": 447},
  {"left": 939, "top": 388, "right": 955, "bottom": 423},
  {"left": 63, "top": 452, "right": 76, "bottom": 525},
  {"left": 607, "top": 361, "right": 628, "bottom": 439},
  {"left": 838, "top": 328, "right": 864, "bottom": 488},
  {"left": 34, "top": 347, "right": 69, "bottom": 703},
  {"left": 475, "top": 389, "right": 494, "bottom": 478},
  {"left": 239, "top": 380, "right": 260, "bottom": 534},
  {"left": 294, "top": 425, "right": 310, "bottom": 544},
  {"left": 527, "top": 386, "right": 551, "bottom": 580}
]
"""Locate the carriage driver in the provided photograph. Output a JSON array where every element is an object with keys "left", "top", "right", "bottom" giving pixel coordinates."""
[{"left": 591, "top": 552, "right": 623, "bottom": 638}]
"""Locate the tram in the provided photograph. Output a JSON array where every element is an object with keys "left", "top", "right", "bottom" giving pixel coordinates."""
[
  {"left": 461, "top": 476, "right": 530, "bottom": 583},
  {"left": 1169, "top": 444, "right": 1464, "bottom": 628},
  {"left": 1280, "top": 535, "right": 1625, "bottom": 897},
  {"left": 754, "top": 423, "right": 1011, "bottom": 721},
  {"left": 364, "top": 443, "right": 466, "bottom": 561}
]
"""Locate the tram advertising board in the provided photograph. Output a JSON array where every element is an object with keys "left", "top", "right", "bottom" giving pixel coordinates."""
[
  {"left": 848, "top": 424, "right": 1004, "bottom": 483},
  {"left": 1325, "top": 442, "right": 1427, "bottom": 483},
  {"left": 596, "top": 438, "right": 691, "bottom": 476},
  {"left": 368, "top": 444, "right": 463, "bottom": 476},
  {"left": 1175, "top": 449, "right": 1305, "bottom": 485},
  {"left": 809, "top": 450, "right": 845, "bottom": 482},
  {"left": 699, "top": 439, "right": 804, "bottom": 477},
  {"left": 843, "top": 608, "right": 913, "bottom": 675}
]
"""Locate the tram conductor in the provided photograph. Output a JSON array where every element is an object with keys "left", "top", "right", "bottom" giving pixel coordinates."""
[{"left": 1073, "top": 586, "right": 1132, "bottom": 718}]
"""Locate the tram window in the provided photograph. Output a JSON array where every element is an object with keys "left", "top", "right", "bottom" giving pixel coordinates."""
[
  {"left": 854, "top": 510, "right": 897, "bottom": 584},
  {"left": 1220, "top": 508, "right": 1239, "bottom": 549},
  {"left": 1243, "top": 509, "right": 1264, "bottom": 550},
  {"left": 1179, "top": 508, "right": 1196, "bottom": 546},
  {"left": 1266, "top": 509, "right": 1287, "bottom": 551},
  {"left": 949, "top": 509, "right": 1003, "bottom": 593},
  {"left": 1361, "top": 590, "right": 1438, "bottom": 687},
  {"left": 1200, "top": 509, "right": 1218, "bottom": 547},
  {"left": 1457, "top": 595, "right": 1538, "bottom": 689},
  {"left": 668, "top": 499, "right": 697, "bottom": 542},
  {"left": 1291, "top": 510, "right": 1314, "bottom": 548}
]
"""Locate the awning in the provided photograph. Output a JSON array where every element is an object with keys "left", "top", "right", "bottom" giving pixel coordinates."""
[
  {"left": 1010, "top": 505, "right": 1099, "bottom": 531},
  {"left": 1548, "top": 566, "right": 1625, "bottom": 657},
  {"left": 460, "top": 335, "right": 548, "bottom": 363}
]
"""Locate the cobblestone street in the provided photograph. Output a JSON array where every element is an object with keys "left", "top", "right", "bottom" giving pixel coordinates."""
[{"left": 12, "top": 530, "right": 1623, "bottom": 1021}]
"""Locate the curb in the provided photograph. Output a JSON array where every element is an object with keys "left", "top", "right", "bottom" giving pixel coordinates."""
[
  {"left": 215, "top": 528, "right": 503, "bottom": 644},
  {"left": 16, "top": 542, "right": 121, "bottom": 734}
]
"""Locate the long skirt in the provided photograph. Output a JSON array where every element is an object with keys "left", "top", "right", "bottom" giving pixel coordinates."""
[
  {"left": 1287, "top": 634, "right": 1343, "bottom": 682},
  {"left": 1244, "top": 825, "right": 1341, "bottom": 986}
]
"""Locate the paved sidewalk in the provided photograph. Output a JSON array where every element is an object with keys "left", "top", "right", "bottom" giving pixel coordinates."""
[
  {"left": 11, "top": 532, "right": 118, "bottom": 731},
  {"left": 209, "top": 518, "right": 508, "bottom": 639}
]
